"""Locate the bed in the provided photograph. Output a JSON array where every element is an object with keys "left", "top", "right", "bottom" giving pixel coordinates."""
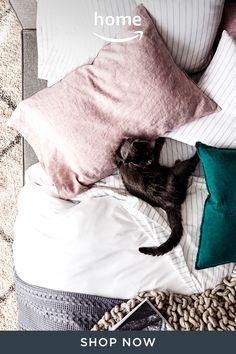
[{"left": 9, "top": 0, "right": 236, "bottom": 331}]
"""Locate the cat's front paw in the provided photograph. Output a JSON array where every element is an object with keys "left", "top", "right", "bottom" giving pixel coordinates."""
[{"left": 139, "top": 247, "right": 162, "bottom": 257}]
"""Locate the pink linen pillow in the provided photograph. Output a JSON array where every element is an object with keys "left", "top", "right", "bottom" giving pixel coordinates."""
[{"left": 9, "top": 5, "right": 219, "bottom": 199}]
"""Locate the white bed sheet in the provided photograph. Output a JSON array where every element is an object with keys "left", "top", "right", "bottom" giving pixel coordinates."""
[{"left": 13, "top": 163, "right": 235, "bottom": 299}]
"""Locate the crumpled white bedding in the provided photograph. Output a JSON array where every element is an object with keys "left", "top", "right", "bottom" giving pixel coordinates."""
[{"left": 13, "top": 163, "right": 235, "bottom": 299}]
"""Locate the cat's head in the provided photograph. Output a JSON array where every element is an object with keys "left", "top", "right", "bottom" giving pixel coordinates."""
[{"left": 116, "top": 138, "right": 155, "bottom": 168}]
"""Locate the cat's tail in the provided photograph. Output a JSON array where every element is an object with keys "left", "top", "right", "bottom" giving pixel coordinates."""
[{"left": 139, "top": 208, "right": 183, "bottom": 256}]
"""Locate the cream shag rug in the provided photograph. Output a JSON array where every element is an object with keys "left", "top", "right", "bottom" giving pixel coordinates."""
[{"left": 0, "top": 0, "right": 22, "bottom": 330}]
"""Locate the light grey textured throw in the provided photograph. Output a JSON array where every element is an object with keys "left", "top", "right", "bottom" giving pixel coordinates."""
[{"left": 15, "top": 274, "right": 123, "bottom": 331}]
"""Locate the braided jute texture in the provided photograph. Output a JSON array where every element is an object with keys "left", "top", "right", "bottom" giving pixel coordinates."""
[{"left": 92, "top": 268, "right": 236, "bottom": 331}]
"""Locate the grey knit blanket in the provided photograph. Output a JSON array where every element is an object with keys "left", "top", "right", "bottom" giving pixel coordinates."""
[{"left": 15, "top": 274, "right": 124, "bottom": 331}]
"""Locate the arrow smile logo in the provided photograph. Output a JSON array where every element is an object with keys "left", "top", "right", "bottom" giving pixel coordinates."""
[{"left": 93, "top": 31, "right": 143, "bottom": 43}]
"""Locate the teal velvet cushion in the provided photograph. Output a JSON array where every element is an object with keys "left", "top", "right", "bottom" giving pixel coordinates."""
[{"left": 195, "top": 142, "right": 236, "bottom": 270}]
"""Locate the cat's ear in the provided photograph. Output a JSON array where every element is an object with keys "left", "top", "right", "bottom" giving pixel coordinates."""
[{"left": 120, "top": 141, "right": 134, "bottom": 162}]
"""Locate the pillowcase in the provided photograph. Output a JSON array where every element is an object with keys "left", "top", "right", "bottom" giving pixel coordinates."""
[
  {"left": 165, "top": 31, "right": 236, "bottom": 148},
  {"left": 195, "top": 142, "right": 236, "bottom": 270},
  {"left": 37, "top": 0, "right": 224, "bottom": 85},
  {"left": 9, "top": 5, "right": 218, "bottom": 199}
]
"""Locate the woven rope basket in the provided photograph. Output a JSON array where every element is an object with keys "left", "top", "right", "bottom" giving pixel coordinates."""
[{"left": 92, "top": 268, "right": 236, "bottom": 331}]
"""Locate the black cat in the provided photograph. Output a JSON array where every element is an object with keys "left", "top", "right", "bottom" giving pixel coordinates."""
[{"left": 115, "top": 137, "right": 199, "bottom": 256}]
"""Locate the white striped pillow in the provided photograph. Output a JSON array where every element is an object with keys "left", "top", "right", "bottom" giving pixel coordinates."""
[
  {"left": 166, "top": 31, "right": 236, "bottom": 148},
  {"left": 37, "top": 0, "right": 224, "bottom": 85}
]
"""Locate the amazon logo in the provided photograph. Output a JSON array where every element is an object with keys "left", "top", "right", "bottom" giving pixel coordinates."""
[{"left": 93, "top": 12, "right": 143, "bottom": 43}]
